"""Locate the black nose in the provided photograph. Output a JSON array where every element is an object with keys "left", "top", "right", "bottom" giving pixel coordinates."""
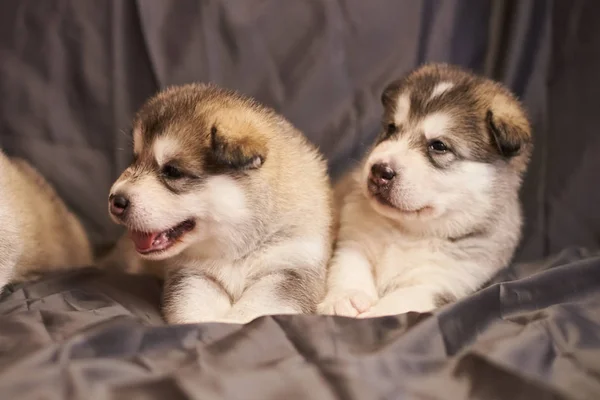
[
  {"left": 109, "top": 194, "right": 129, "bottom": 216},
  {"left": 370, "top": 163, "right": 396, "bottom": 185}
]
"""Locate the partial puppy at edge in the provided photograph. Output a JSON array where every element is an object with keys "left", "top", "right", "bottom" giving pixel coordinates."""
[
  {"left": 105, "top": 83, "right": 334, "bottom": 324},
  {"left": 0, "top": 153, "right": 93, "bottom": 290},
  {"left": 319, "top": 63, "right": 533, "bottom": 318}
]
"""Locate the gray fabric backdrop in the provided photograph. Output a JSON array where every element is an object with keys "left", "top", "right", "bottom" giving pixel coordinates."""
[{"left": 0, "top": 0, "right": 596, "bottom": 264}]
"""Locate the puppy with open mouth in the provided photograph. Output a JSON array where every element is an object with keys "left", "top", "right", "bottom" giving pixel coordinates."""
[
  {"left": 319, "top": 64, "right": 533, "bottom": 318},
  {"left": 108, "top": 84, "right": 333, "bottom": 324}
]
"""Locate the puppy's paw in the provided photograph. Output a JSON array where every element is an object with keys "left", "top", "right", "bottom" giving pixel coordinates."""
[
  {"left": 356, "top": 308, "right": 381, "bottom": 319},
  {"left": 318, "top": 290, "right": 377, "bottom": 317},
  {"left": 356, "top": 302, "right": 404, "bottom": 319}
]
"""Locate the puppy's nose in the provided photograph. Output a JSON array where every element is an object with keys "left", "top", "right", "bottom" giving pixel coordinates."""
[
  {"left": 109, "top": 193, "right": 130, "bottom": 216},
  {"left": 370, "top": 163, "right": 396, "bottom": 186}
]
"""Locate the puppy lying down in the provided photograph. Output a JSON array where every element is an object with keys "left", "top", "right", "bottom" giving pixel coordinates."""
[
  {"left": 319, "top": 63, "right": 533, "bottom": 318},
  {"left": 107, "top": 84, "right": 333, "bottom": 324},
  {"left": 0, "top": 152, "right": 92, "bottom": 290}
]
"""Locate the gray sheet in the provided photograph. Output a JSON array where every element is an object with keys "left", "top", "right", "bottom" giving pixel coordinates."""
[{"left": 1, "top": 247, "right": 599, "bottom": 399}]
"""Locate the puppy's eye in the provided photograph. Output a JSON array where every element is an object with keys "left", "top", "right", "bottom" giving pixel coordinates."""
[
  {"left": 162, "top": 164, "right": 184, "bottom": 179},
  {"left": 386, "top": 123, "right": 397, "bottom": 135},
  {"left": 428, "top": 140, "right": 449, "bottom": 153}
]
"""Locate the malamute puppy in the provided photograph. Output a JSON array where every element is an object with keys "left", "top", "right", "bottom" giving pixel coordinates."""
[
  {"left": 0, "top": 153, "right": 92, "bottom": 289},
  {"left": 108, "top": 84, "right": 333, "bottom": 324},
  {"left": 319, "top": 64, "right": 533, "bottom": 318}
]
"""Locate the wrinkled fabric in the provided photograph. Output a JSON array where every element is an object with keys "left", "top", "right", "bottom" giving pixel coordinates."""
[{"left": 1, "top": 248, "right": 599, "bottom": 400}]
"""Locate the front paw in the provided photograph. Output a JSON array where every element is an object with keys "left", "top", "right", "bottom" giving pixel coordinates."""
[{"left": 318, "top": 290, "right": 377, "bottom": 317}]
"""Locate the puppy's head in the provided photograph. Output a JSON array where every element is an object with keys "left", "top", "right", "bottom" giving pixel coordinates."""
[
  {"left": 364, "top": 64, "right": 532, "bottom": 235},
  {"left": 108, "top": 84, "right": 272, "bottom": 260}
]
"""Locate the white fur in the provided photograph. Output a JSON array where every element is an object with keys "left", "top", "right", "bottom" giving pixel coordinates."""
[
  {"left": 153, "top": 136, "right": 180, "bottom": 165},
  {"left": 165, "top": 272, "right": 232, "bottom": 323},
  {"left": 421, "top": 112, "right": 452, "bottom": 140},
  {"left": 169, "top": 236, "right": 327, "bottom": 324},
  {"left": 393, "top": 94, "right": 411, "bottom": 124},
  {"left": 319, "top": 178, "right": 505, "bottom": 318},
  {"left": 133, "top": 128, "right": 143, "bottom": 155},
  {"left": 429, "top": 82, "right": 454, "bottom": 100}
]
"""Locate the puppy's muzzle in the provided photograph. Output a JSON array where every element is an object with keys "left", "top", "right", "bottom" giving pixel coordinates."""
[
  {"left": 109, "top": 193, "right": 130, "bottom": 219},
  {"left": 368, "top": 163, "right": 396, "bottom": 196}
]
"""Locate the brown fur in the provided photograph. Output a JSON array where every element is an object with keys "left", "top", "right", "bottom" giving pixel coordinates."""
[{"left": 0, "top": 154, "right": 92, "bottom": 285}]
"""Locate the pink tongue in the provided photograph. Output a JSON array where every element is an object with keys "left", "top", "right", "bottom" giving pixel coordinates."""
[{"left": 129, "top": 231, "right": 160, "bottom": 251}]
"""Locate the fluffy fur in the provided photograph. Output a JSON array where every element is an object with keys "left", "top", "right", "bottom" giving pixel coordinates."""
[
  {"left": 319, "top": 63, "right": 533, "bottom": 318},
  {"left": 106, "top": 83, "right": 333, "bottom": 324},
  {"left": 0, "top": 152, "right": 92, "bottom": 289}
]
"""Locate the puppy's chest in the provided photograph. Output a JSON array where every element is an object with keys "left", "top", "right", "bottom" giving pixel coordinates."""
[
  {"left": 193, "top": 257, "right": 260, "bottom": 301},
  {"left": 199, "top": 261, "right": 243, "bottom": 300},
  {"left": 374, "top": 236, "right": 456, "bottom": 286}
]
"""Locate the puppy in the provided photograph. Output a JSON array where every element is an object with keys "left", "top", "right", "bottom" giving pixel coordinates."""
[
  {"left": 107, "top": 84, "right": 333, "bottom": 324},
  {"left": 0, "top": 152, "right": 92, "bottom": 289},
  {"left": 319, "top": 64, "right": 533, "bottom": 318}
]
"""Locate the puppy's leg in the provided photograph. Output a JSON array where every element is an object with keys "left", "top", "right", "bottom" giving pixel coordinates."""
[
  {"left": 219, "top": 269, "right": 318, "bottom": 324},
  {"left": 357, "top": 285, "right": 439, "bottom": 318},
  {"left": 0, "top": 224, "right": 21, "bottom": 291},
  {"left": 318, "top": 247, "right": 378, "bottom": 317},
  {"left": 0, "top": 257, "right": 14, "bottom": 292},
  {"left": 162, "top": 270, "right": 232, "bottom": 324}
]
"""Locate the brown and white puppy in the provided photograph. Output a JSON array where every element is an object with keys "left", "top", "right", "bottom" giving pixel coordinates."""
[
  {"left": 0, "top": 152, "right": 92, "bottom": 290},
  {"left": 318, "top": 63, "right": 533, "bottom": 318},
  {"left": 107, "top": 84, "right": 333, "bottom": 324}
]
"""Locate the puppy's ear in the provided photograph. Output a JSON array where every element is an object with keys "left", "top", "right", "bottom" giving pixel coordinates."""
[
  {"left": 485, "top": 100, "right": 532, "bottom": 159},
  {"left": 208, "top": 125, "right": 267, "bottom": 170}
]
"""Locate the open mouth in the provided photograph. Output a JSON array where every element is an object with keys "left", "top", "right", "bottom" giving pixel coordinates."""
[{"left": 129, "top": 219, "right": 196, "bottom": 254}]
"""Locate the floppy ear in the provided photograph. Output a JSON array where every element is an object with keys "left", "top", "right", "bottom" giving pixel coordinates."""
[
  {"left": 208, "top": 125, "right": 267, "bottom": 170},
  {"left": 485, "top": 108, "right": 532, "bottom": 159}
]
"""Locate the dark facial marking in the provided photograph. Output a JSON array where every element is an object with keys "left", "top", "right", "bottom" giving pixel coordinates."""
[
  {"left": 136, "top": 91, "right": 200, "bottom": 145},
  {"left": 161, "top": 164, "right": 185, "bottom": 180},
  {"left": 425, "top": 138, "right": 458, "bottom": 169},
  {"left": 408, "top": 79, "right": 478, "bottom": 121},
  {"left": 127, "top": 139, "right": 206, "bottom": 195},
  {"left": 381, "top": 79, "right": 406, "bottom": 109},
  {"left": 386, "top": 123, "right": 397, "bottom": 136},
  {"left": 158, "top": 159, "right": 205, "bottom": 194},
  {"left": 406, "top": 133, "right": 457, "bottom": 170},
  {"left": 376, "top": 121, "right": 402, "bottom": 144}
]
